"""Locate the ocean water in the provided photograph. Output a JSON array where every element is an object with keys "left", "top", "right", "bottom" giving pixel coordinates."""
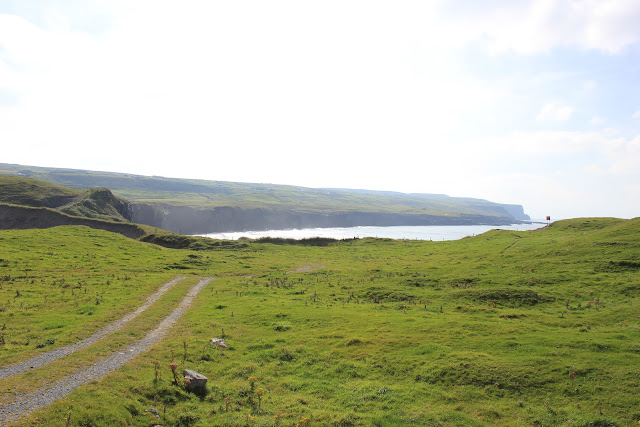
[{"left": 200, "top": 223, "right": 546, "bottom": 241}]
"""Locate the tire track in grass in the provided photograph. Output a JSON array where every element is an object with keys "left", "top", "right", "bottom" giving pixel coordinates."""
[
  {"left": 0, "top": 277, "right": 214, "bottom": 425},
  {"left": 0, "top": 276, "right": 186, "bottom": 381}
]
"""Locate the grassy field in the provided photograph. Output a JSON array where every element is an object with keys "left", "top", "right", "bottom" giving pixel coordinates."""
[{"left": 1, "top": 218, "right": 639, "bottom": 426}]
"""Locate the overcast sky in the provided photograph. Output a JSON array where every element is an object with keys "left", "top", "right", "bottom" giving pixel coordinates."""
[{"left": 1, "top": 1, "right": 639, "bottom": 219}]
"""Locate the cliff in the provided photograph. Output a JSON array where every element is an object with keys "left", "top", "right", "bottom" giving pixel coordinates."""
[{"left": 131, "top": 203, "right": 525, "bottom": 235}]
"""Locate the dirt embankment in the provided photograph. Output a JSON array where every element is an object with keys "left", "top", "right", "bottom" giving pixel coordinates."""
[{"left": 0, "top": 203, "right": 146, "bottom": 239}]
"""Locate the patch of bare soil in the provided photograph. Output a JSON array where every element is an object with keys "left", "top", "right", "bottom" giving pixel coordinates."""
[{"left": 286, "top": 263, "right": 325, "bottom": 274}]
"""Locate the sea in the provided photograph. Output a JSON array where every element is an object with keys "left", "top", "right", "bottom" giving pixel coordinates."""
[{"left": 200, "top": 222, "right": 546, "bottom": 241}]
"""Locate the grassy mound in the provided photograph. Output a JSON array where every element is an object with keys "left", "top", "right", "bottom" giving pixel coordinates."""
[{"left": 0, "top": 176, "right": 132, "bottom": 223}]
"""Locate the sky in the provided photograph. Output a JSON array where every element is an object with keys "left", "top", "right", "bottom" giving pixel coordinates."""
[{"left": 1, "top": 0, "right": 639, "bottom": 220}]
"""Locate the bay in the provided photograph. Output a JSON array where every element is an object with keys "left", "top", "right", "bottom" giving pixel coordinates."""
[{"left": 200, "top": 223, "right": 546, "bottom": 241}]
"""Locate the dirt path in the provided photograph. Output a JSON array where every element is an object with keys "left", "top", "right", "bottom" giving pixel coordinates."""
[
  {"left": 0, "top": 277, "right": 213, "bottom": 425},
  {"left": 286, "top": 263, "right": 325, "bottom": 274},
  {"left": 0, "top": 277, "right": 186, "bottom": 381}
]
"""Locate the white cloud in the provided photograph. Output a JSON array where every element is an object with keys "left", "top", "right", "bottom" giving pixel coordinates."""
[
  {"left": 589, "top": 116, "right": 605, "bottom": 125},
  {"left": 449, "top": 0, "right": 640, "bottom": 54},
  {"left": 633, "top": 110, "right": 640, "bottom": 119},
  {"left": 461, "top": 130, "right": 629, "bottom": 166},
  {"left": 536, "top": 103, "right": 574, "bottom": 121},
  {"left": 607, "top": 135, "right": 640, "bottom": 174}
]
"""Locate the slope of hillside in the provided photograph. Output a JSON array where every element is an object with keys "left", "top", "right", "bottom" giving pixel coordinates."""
[
  {"left": 0, "top": 176, "right": 132, "bottom": 223},
  {"left": 57, "top": 187, "right": 132, "bottom": 222}
]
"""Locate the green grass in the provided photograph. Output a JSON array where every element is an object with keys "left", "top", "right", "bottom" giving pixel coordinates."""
[
  {"left": 1, "top": 218, "right": 639, "bottom": 425},
  {"left": 0, "top": 176, "right": 79, "bottom": 208}
]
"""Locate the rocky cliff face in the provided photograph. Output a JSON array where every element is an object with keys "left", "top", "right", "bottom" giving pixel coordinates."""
[
  {"left": 131, "top": 203, "right": 527, "bottom": 235},
  {"left": 500, "top": 204, "right": 529, "bottom": 221}
]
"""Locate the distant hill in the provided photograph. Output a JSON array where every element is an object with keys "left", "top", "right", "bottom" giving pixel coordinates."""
[
  {"left": 0, "top": 163, "right": 530, "bottom": 234},
  {"left": 0, "top": 176, "right": 132, "bottom": 223},
  {"left": 0, "top": 176, "right": 146, "bottom": 237}
]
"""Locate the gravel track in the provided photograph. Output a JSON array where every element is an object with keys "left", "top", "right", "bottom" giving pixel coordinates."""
[
  {"left": 0, "top": 277, "right": 186, "bottom": 381},
  {"left": 0, "top": 277, "right": 213, "bottom": 425}
]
